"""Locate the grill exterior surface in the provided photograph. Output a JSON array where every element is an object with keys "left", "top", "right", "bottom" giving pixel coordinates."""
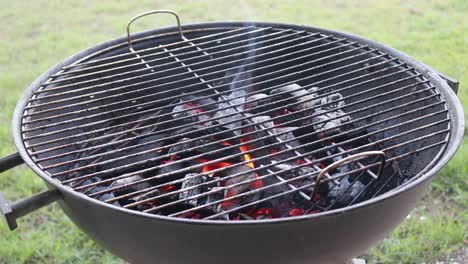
[{"left": 1, "top": 19, "right": 463, "bottom": 264}]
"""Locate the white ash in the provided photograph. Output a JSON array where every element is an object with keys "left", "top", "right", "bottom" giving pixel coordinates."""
[
  {"left": 203, "top": 186, "right": 226, "bottom": 218},
  {"left": 272, "top": 163, "right": 314, "bottom": 187},
  {"left": 311, "top": 108, "right": 350, "bottom": 136},
  {"left": 309, "top": 92, "right": 350, "bottom": 136},
  {"left": 269, "top": 83, "right": 351, "bottom": 136},
  {"left": 223, "top": 165, "right": 256, "bottom": 196},
  {"left": 274, "top": 127, "right": 300, "bottom": 148},
  {"left": 111, "top": 175, "right": 151, "bottom": 192},
  {"left": 316, "top": 93, "right": 345, "bottom": 110},
  {"left": 212, "top": 90, "right": 246, "bottom": 135},
  {"left": 251, "top": 115, "right": 275, "bottom": 129},
  {"left": 327, "top": 176, "right": 365, "bottom": 206},
  {"left": 179, "top": 173, "right": 207, "bottom": 207},
  {"left": 172, "top": 99, "right": 211, "bottom": 123},
  {"left": 270, "top": 84, "right": 321, "bottom": 111},
  {"left": 81, "top": 179, "right": 120, "bottom": 206},
  {"left": 244, "top": 93, "right": 270, "bottom": 109}
]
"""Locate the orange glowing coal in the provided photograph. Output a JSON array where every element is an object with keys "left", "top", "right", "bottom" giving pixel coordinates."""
[
  {"left": 239, "top": 138, "right": 263, "bottom": 189},
  {"left": 198, "top": 138, "right": 263, "bottom": 190},
  {"left": 200, "top": 159, "right": 232, "bottom": 174}
]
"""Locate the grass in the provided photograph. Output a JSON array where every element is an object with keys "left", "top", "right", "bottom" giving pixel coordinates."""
[{"left": 0, "top": 0, "right": 466, "bottom": 263}]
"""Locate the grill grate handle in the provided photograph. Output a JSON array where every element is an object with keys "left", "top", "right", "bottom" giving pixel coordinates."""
[
  {"left": 0, "top": 153, "right": 61, "bottom": 230},
  {"left": 312, "top": 151, "right": 386, "bottom": 199},
  {"left": 126, "top": 9, "right": 185, "bottom": 51}
]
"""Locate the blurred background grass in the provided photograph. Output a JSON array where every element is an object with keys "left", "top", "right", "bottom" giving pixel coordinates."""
[{"left": 0, "top": 0, "right": 466, "bottom": 263}]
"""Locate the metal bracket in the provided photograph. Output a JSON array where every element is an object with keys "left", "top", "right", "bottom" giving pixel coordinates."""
[
  {"left": 0, "top": 192, "right": 15, "bottom": 230},
  {"left": 0, "top": 189, "right": 61, "bottom": 230},
  {"left": 437, "top": 72, "right": 459, "bottom": 95},
  {"left": 0, "top": 152, "right": 61, "bottom": 230}
]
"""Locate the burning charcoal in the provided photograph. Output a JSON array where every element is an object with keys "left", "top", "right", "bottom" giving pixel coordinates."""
[
  {"left": 267, "top": 127, "right": 304, "bottom": 160},
  {"left": 173, "top": 125, "right": 240, "bottom": 146},
  {"left": 239, "top": 191, "right": 262, "bottom": 207},
  {"left": 291, "top": 87, "right": 321, "bottom": 111},
  {"left": 250, "top": 115, "right": 274, "bottom": 129},
  {"left": 200, "top": 187, "right": 226, "bottom": 218},
  {"left": 138, "top": 133, "right": 168, "bottom": 145},
  {"left": 238, "top": 213, "right": 254, "bottom": 220},
  {"left": 248, "top": 115, "right": 279, "bottom": 145},
  {"left": 274, "top": 127, "right": 301, "bottom": 148},
  {"left": 315, "top": 93, "right": 345, "bottom": 110},
  {"left": 179, "top": 173, "right": 207, "bottom": 207},
  {"left": 172, "top": 125, "right": 205, "bottom": 137},
  {"left": 200, "top": 65, "right": 252, "bottom": 135},
  {"left": 327, "top": 176, "right": 365, "bottom": 207},
  {"left": 112, "top": 133, "right": 166, "bottom": 161},
  {"left": 181, "top": 94, "right": 219, "bottom": 111},
  {"left": 270, "top": 84, "right": 320, "bottom": 111},
  {"left": 168, "top": 138, "right": 241, "bottom": 163},
  {"left": 212, "top": 73, "right": 249, "bottom": 136},
  {"left": 244, "top": 93, "right": 272, "bottom": 113},
  {"left": 77, "top": 179, "right": 120, "bottom": 206},
  {"left": 212, "top": 102, "right": 243, "bottom": 135},
  {"left": 273, "top": 163, "right": 313, "bottom": 179},
  {"left": 94, "top": 188, "right": 119, "bottom": 206},
  {"left": 223, "top": 165, "right": 256, "bottom": 197},
  {"left": 156, "top": 160, "right": 185, "bottom": 180},
  {"left": 272, "top": 163, "right": 314, "bottom": 187},
  {"left": 270, "top": 83, "right": 306, "bottom": 97},
  {"left": 131, "top": 188, "right": 161, "bottom": 203},
  {"left": 111, "top": 175, "right": 151, "bottom": 193},
  {"left": 310, "top": 109, "right": 351, "bottom": 137},
  {"left": 172, "top": 99, "right": 211, "bottom": 123},
  {"left": 167, "top": 137, "right": 202, "bottom": 157}
]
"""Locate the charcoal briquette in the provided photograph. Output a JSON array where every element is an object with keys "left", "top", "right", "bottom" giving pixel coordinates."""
[
  {"left": 310, "top": 109, "right": 350, "bottom": 136},
  {"left": 327, "top": 176, "right": 365, "bottom": 207},
  {"left": 179, "top": 173, "right": 207, "bottom": 207},
  {"left": 223, "top": 165, "right": 256, "bottom": 196},
  {"left": 111, "top": 175, "right": 151, "bottom": 193},
  {"left": 172, "top": 100, "right": 211, "bottom": 123},
  {"left": 201, "top": 186, "right": 225, "bottom": 215}
]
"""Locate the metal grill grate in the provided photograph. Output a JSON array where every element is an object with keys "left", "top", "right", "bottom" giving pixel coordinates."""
[{"left": 21, "top": 24, "right": 450, "bottom": 220}]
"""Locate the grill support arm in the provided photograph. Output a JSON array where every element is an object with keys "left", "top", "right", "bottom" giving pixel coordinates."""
[
  {"left": 0, "top": 152, "right": 61, "bottom": 230},
  {"left": 0, "top": 152, "right": 23, "bottom": 172}
]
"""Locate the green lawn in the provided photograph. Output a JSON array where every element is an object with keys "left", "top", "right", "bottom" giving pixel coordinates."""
[{"left": 0, "top": 1, "right": 466, "bottom": 263}]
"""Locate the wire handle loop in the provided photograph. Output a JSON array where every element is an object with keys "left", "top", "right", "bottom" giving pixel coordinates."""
[
  {"left": 312, "top": 151, "right": 386, "bottom": 198},
  {"left": 127, "top": 10, "right": 184, "bottom": 51}
]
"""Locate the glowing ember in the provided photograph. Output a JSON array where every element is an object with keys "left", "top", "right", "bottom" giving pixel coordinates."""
[
  {"left": 221, "top": 192, "right": 239, "bottom": 210},
  {"left": 199, "top": 158, "right": 232, "bottom": 174},
  {"left": 161, "top": 185, "right": 175, "bottom": 192},
  {"left": 239, "top": 138, "right": 263, "bottom": 189},
  {"left": 288, "top": 208, "right": 305, "bottom": 216},
  {"left": 249, "top": 208, "right": 273, "bottom": 219}
]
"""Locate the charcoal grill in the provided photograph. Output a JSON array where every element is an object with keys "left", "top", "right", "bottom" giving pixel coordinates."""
[{"left": 0, "top": 10, "right": 464, "bottom": 264}]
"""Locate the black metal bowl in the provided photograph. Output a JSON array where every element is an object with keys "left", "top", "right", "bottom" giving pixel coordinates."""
[{"left": 0, "top": 17, "right": 464, "bottom": 264}]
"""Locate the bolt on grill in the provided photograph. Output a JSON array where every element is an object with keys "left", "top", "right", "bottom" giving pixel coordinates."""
[{"left": 21, "top": 23, "right": 450, "bottom": 221}]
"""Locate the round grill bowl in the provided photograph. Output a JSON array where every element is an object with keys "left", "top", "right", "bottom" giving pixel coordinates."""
[{"left": 1, "top": 20, "right": 464, "bottom": 264}]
